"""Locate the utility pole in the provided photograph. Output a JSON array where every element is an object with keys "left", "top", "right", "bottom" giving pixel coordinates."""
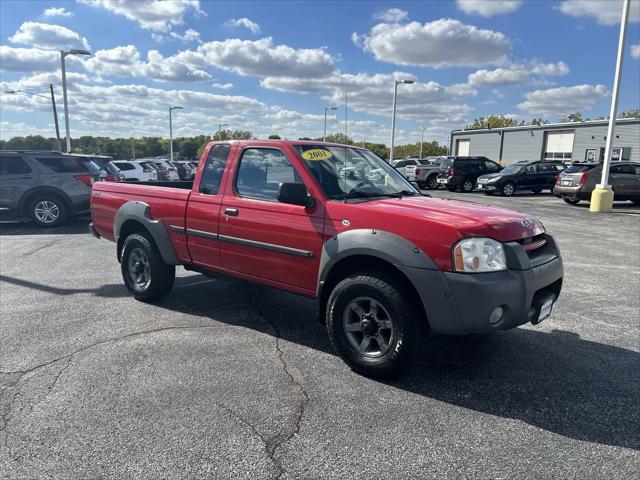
[
  {"left": 420, "top": 128, "right": 427, "bottom": 158},
  {"left": 390, "top": 79, "right": 415, "bottom": 162},
  {"left": 60, "top": 49, "right": 91, "bottom": 152},
  {"left": 49, "top": 84, "right": 61, "bottom": 152}
]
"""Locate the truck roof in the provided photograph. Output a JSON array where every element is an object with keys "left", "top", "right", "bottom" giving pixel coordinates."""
[{"left": 208, "top": 139, "right": 366, "bottom": 149}]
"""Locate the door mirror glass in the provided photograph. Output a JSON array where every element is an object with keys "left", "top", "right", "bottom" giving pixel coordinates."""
[{"left": 277, "top": 182, "right": 313, "bottom": 207}]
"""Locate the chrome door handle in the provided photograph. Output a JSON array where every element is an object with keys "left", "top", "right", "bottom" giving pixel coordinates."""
[{"left": 224, "top": 208, "right": 239, "bottom": 216}]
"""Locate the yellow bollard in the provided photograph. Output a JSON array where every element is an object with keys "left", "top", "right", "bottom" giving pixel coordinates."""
[{"left": 589, "top": 186, "right": 614, "bottom": 212}]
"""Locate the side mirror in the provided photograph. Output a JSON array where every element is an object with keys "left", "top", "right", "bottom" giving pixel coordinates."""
[{"left": 277, "top": 182, "right": 314, "bottom": 207}]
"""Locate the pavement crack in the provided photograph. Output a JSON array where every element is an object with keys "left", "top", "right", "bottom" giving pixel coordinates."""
[{"left": 250, "top": 288, "right": 311, "bottom": 480}]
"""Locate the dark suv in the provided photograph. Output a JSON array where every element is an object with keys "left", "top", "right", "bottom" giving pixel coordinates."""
[
  {"left": 0, "top": 151, "right": 104, "bottom": 227},
  {"left": 436, "top": 156, "right": 502, "bottom": 192},
  {"left": 476, "top": 160, "right": 566, "bottom": 196}
]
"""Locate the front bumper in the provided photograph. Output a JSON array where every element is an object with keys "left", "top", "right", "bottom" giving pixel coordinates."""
[
  {"left": 476, "top": 182, "right": 498, "bottom": 191},
  {"left": 400, "top": 234, "right": 563, "bottom": 335}
]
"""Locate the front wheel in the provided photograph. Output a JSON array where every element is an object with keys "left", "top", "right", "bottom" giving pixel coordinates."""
[
  {"left": 326, "top": 272, "right": 423, "bottom": 379},
  {"left": 426, "top": 175, "right": 439, "bottom": 190},
  {"left": 121, "top": 233, "right": 175, "bottom": 301},
  {"left": 461, "top": 178, "right": 474, "bottom": 192},
  {"left": 501, "top": 182, "right": 515, "bottom": 197}
]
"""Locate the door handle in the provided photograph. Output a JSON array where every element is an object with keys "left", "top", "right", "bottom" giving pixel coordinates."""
[{"left": 224, "top": 208, "right": 239, "bottom": 216}]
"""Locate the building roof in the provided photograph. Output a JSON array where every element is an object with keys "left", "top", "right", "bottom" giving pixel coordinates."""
[{"left": 451, "top": 117, "right": 640, "bottom": 135}]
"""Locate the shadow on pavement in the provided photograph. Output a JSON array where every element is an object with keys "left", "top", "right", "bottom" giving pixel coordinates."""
[
  {"left": 0, "top": 217, "right": 91, "bottom": 236},
  {"left": 151, "top": 278, "right": 640, "bottom": 451}
]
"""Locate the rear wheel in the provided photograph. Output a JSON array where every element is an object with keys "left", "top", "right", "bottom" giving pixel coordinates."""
[
  {"left": 461, "top": 178, "right": 474, "bottom": 192},
  {"left": 29, "top": 195, "right": 67, "bottom": 227},
  {"left": 326, "top": 272, "right": 423, "bottom": 379},
  {"left": 121, "top": 232, "right": 175, "bottom": 301},
  {"left": 426, "top": 175, "right": 439, "bottom": 190},
  {"left": 563, "top": 195, "right": 580, "bottom": 205},
  {"left": 501, "top": 182, "right": 515, "bottom": 197}
]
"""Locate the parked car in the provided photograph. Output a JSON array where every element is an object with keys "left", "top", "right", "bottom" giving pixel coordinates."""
[
  {"left": 0, "top": 150, "right": 104, "bottom": 227},
  {"left": 170, "top": 160, "right": 196, "bottom": 180},
  {"left": 415, "top": 157, "right": 451, "bottom": 189},
  {"left": 391, "top": 158, "right": 430, "bottom": 179},
  {"left": 112, "top": 160, "right": 159, "bottom": 182},
  {"left": 403, "top": 159, "right": 432, "bottom": 181},
  {"left": 90, "top": 140, "right": 563, "bottom": 378},
  {"left": 153, "top": 160, "right": 180, "bottom": 181},
  {"left": 476, "top": 160, "right": 566, "bottom": 196},
  {"left": 553, "top": 161, "right": 640, "bottom": 205},
  {"left": 86, "top": 155, "right": 125, "bottom": 182},
  {"left": 436, "top": 156, "right": 502, "bottom": 192}
]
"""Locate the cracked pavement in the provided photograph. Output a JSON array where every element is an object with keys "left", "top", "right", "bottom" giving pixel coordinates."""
[{"left": 1, "top": 192, "right": 639, "bottom": 479}]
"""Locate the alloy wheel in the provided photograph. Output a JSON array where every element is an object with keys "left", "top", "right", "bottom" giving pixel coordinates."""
[
  {"left": 343, "top": 296, "right": 396, "bottom": 357},
  {"left": 34, "top": 200, "right": 60, "bottom": 224}
]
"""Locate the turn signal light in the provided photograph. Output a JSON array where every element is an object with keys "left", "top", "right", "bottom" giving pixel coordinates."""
[{"left": 74, "top": 174, "right": 94, "bottom": 186}]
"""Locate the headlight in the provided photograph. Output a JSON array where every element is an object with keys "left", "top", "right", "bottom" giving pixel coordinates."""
[
  {"left": 487, "top": 176, "right": 500, "bottom": 183},
  {"left": 453, "top": 237, "right": 507, "bottom": 273}
]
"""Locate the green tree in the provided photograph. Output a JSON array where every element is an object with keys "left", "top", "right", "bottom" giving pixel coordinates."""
[
  {"left": 268, "top": 134, "right": 281, "bottom": 139},
  {"left": 322, "top": 133, "right": 354, "bottom": 144},
  {"left": 465, "top": 115, "right": 519, "bottom": 130},
  {"left": 212, "top": 129, "right": 253, "bottom": 141},
  {"left": 560, "top": 112, "right": 583, "bottom": 123},
  {"left": 620, "top": 109, "right": 640, "bottom": 119}
]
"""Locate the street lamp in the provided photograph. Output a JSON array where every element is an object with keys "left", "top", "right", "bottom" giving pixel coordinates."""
[
  {"left": 420, "top": 127, "right": 427, "bottom": 158},
  {"left": 218, "top": 123, "right": 229, "bottom": 132},
  {"left": 324, "top": 106, "right": 337, "bottom": 141},
  {"left": 389, "top": 78, "right": 415, "bottom": 163},
  {"left": 169, "top": 106, "right": 183, "bottom": 162},
  {"left": 60, "top": 49, "right": 91, "bottom": 153},
  {"left": 5, "top": 84, "right": 62, "bottom": 151}
]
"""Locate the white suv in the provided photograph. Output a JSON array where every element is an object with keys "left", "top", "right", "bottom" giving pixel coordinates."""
[{"left": 112, "top": 161, "right": 158, "bottom": 182}]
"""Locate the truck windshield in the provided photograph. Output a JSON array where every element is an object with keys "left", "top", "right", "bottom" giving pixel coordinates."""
[{"left": 293, "top": 145, "right": 420, "bottom": 200}]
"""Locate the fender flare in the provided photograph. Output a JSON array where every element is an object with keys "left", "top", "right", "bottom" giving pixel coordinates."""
[{"left": 113, "top": 201, "right": 179, "bottom": 265}]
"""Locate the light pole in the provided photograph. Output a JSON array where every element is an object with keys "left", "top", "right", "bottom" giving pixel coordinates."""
[
  {"left": 420, "top": 127, "right": 427, "bottom": 158},
  {"left": 324, "top": 106, "right": 337, "bottom": 141},
  {"left": 389, "top": 78, "right": 415, "bottom": 163},
  {"left": 590, "top": 0, "right": 630, "bottom": 213},
  {"left": 169, "top": 106, "right": 183, "bottom": 162},
  {"left": 5, "top": 84, "right": 61, "bottom": 151},
  {"left": 60, "top": 49, "right": 91, "bottom": 153}
]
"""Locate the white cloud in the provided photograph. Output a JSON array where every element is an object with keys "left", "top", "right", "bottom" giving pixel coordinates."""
[
  {"left": 557, "top": 0, "right": 640, "bottom": 26},
  {"left": 169, "top": 28, "right": 201, "bottom": 43},
  {"left": 197, "top": 37, "right": 335, "bottom": 78},
  {"left": 9, "top": 21, "right": 90, "bottom": 50},
  {"left": 456, "top": 0, "right": 523, "bottom": 17},
  {"left": 530, "top": 61, "right": 570, "bottom": 76},
  {"left": 225, "top": 18, "right": 261, "bottom": 34},
  {"left": 84, "top": 45, "right": 143, "bottom": 77},
  {"left": 517, "top": 84, "right": 609, "bottom": 115},
  {"left": 44, "top": 7, "right": 74, "bottom": 17},
  {"left": 144, "top": 50, "right": 210, "bottom": 81},
  {"left": 0, "top": 46, "right": 60, "bottom": 72},
  {"left": 468, "top": 67, "right": 530, "bottom": 86},
  {"left": 356, "top": 18, "right": 510, "bottom": 68},
  {"left": 78, "top": 0, "right": 203, "bottom": 32},
  {"left": 211, "top": 82, "right": 233, "bottom": 90},
  {"left": 631, "top": 44, "right": 640, "bottom": 60},
  {"left": 373, "top": 8, "right": 408, "bottom": 23}
]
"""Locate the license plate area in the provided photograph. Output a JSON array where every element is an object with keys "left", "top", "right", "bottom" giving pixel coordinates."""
[
  {"left": 437, "top": 178, "right": 448, "bottom": 184},
  {"left": 531, "top": 294, "right": 555, "bottom": 325}
]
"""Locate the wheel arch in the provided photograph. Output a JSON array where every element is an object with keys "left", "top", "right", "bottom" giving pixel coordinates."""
[
  {"left": 114, "top": 201, "right": 179, "bottom": 265},
  {"left": 19, "top": 187, "right": 72, "bottom": 216}
]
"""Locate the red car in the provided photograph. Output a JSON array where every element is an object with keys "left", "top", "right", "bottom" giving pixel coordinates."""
[{"left": 90, "top": 140, "right": 563, "bottom": 378}]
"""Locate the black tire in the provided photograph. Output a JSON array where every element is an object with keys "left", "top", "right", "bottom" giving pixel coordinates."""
[
  {"left": 531, "top": 188, "right": 543, "bottom": 194},
  {"left": 29, "top": 194, "right": 67, "bottom": 227},
  {"left": 120, "top": 232, "right": 175, "bottom": 301},
  {"left": 417, "top": 181, "right": 426, "bottom": 189},
  {"left": 501, "top": 182, "right": 516, "bottom": 197},
  {"left": 426, "top": 175, "right": 439, "bottom": 190},
  {"left": 563, "top": 195, "right": 580, "bottom": 205},
  {"left": 326, "top": 271, "right": 423, "bottom": 379},
  {"left": 461, "top": 178, "right": 474, "bottom": 193}
]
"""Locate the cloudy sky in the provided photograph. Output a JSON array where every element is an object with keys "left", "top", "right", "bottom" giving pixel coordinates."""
[{"left": 1, "top": 0, "right": 639, "bottom": 145}]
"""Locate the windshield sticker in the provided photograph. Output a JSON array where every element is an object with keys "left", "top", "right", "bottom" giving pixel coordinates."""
[{"left": 302, "top": 149, "right": 332, "bottom": 161}]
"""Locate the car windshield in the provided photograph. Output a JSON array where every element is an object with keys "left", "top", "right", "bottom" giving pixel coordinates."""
[
  {"left": 294, "top": 145, "right": 420, "bottom": 200},
  {"left": 439, "top": 158, "right": 453, "bottom": 169},
  {"left": 500, "top": 164, "right": 524, "bottom": 175}
]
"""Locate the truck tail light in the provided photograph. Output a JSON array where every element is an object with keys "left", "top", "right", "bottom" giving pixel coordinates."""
[
  {"left": 448, "top": 168, "right": 456, "bottom": 176},
  {"left": 415, "top": 168, "right": 422, "bottom": 175},
  {"left": 74, "top": 174, "right": 94, "bottom": 186},
  {"left": 554, "top": 173, "right": 560, "bottom": 184},
  {"left": 105, "top": 173, "right": 119, "bottom": 182},
  {"left": 577, "top": 172, "right": 590, "bottom": 186}
]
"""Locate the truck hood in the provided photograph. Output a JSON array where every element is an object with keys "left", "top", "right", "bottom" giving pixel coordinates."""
[{"left": 332, "top": 195, "right": 545, "bottom": 242}]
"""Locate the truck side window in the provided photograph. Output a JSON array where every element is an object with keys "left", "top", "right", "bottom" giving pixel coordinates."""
[
  {"left": 236, "top": 148, "right": 302, "bottom": 202},
  {"left": 200, "top": 144, "right": 231, "bottom": 194}
]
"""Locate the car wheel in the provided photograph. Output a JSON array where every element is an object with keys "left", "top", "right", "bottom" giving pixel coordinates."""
[
  {"left": 29, "top": 195, "right": 67, "bottom": 227},
  {"left": 563, "top": 195, "right": 580, "bottom": 205},
  {"left": 501, "top": 182, "right": 515, "bottom": 197},
  {"left": 461, "top": 178, "right": 474, "bottom": 192},
  {"left": 326, "top": 271, "right": 423, "bottom": 379},
  {"left": 121, "top": 232, "right": 175, "bottom": 301},
  {"left": 532, "top": 189, "right": 543, "bottom": 194},
  {"left": 426, "top": 176, "right": 439, "bottom": 190}
]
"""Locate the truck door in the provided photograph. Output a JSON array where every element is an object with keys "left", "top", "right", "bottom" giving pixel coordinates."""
[
  {"left": 218, "top": 146, "right": 324, "bottom": 294},
  {"left": 185, "top": 143, "right": 233, "bottom": 269}
]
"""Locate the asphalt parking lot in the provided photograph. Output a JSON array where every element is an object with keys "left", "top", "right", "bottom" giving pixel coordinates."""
[{"left": 1, "top": 191, "right": 639, "bottom": 479}]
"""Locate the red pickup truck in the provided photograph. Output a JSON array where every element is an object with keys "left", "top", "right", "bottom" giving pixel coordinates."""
[{"left": 90, "top": 140, "right": 563, "bottom": 378}]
